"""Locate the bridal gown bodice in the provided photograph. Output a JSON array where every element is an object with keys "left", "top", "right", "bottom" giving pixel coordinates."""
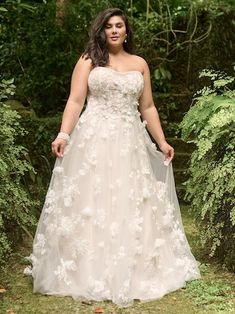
[
  {"left": 86, "top": 67, "right": 144, "bottom": 119},
  {"left": 28, "top": 66, "right": 200, "bottom": 308}
]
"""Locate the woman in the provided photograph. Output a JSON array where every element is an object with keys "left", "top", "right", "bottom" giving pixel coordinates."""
[{"left": 27, "top": 8, "right": 200, "bottom": 308}]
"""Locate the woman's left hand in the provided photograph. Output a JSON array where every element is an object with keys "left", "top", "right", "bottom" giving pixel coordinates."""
[{"left": 159, "top": 141, "right": 175, "bottom": 162}]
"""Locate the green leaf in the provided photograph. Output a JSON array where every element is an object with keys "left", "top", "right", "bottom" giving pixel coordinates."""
[{"left": 0, "top": 7, "right": 8, "bottom": 12}]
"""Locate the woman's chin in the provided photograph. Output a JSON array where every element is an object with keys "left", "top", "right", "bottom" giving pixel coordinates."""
[{"left": 108, "top": 41, "right": 123, "bottom": 48}]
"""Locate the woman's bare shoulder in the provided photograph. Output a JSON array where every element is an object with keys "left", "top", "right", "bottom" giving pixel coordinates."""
[
  {"left": 129, "top": 54, "right": 147, "bottom": 65},
  {"left": 129, "top": 54, "right": 149, "bottom": 72}
]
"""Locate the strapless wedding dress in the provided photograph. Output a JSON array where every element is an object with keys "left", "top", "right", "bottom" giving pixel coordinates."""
[{"left": 28, "top": 66, "right": 200, "bottom": 307}]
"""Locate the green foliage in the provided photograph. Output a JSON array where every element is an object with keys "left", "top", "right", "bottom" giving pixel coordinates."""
[
  {"left": 1, "top": 0, "right": 234, "bottom": 115},
  {"left": 0, "top": 0, "right": 132, "bottom": 116},
  {"left": 21, "top": 115, "right": 61, "bottom": 206},
  {"left": 129, "top": 0, "right": 234, "bottom": 92},
  {"left": 181, "top": 69, "right": 235, "bottom": 270},
  {"left": 0, "top": 1, "right": 73, "bottom": 115},
  {"left": 0, "top": 78, "right": 37, "bottom": 267},
  {"left": 186, "top": 277, "right": 234, "bottom": 312},
  {"left": 157, "top": 100, "right": 181, "bottom": 136},
  {"left": 153, "top": 66, "right": 172, "bottom": 93}
]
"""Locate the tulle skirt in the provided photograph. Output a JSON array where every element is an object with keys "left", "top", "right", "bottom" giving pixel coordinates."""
[{"left": 28, "top": 113, "right": 200, "bottom": 307}]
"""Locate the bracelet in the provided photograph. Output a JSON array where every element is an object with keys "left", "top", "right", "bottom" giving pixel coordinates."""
[{"left": 56, "top": 132, "right": 70, "bottom": 142}]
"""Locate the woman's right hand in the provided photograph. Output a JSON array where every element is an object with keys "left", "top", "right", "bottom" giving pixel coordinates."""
[{"left": 51, "top": 138, "right": 68, "bottom": 158}]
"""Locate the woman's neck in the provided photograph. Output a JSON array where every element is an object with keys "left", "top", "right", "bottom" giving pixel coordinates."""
[{"left": 108, "top": 46, "right": 125, "bottom": 56}]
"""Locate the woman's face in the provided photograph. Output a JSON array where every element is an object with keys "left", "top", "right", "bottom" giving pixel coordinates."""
[{"left": 104, "top": 15, "right": 127, "bottom": 48}]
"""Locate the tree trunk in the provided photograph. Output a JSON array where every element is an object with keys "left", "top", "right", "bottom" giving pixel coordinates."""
[{"left": 56, "top": 0, "right": 69, "bottom": 26}]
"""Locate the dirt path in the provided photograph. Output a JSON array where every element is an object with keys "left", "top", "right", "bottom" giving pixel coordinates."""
[{"left": 0, "top": 206, "right": 234, "bottom": 314}]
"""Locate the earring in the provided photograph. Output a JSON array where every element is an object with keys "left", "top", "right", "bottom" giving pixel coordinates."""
[{"left": 124, "top": 34, "right": 127, "bottom": 43}]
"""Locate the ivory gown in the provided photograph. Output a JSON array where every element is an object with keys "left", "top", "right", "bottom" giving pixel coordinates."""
[{"left": 28, "top": 66, "right": 200, "bottom": 308}]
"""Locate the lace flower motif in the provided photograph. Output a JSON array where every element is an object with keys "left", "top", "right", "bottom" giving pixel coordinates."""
[
  {"left": 110, "top": 222, "right": 119, "bottom": 237},
  {"left": 34, "top": 234, "right": 46, "bottom": 255},
  {"left": 71, "top": 237, "right": 91, "bottom": 258},
  {"left": 54, "top": 259, "right": 77, "bottom": 285},
  {"left": 81, "top": 207, "right": 93, "bottom": 218}
]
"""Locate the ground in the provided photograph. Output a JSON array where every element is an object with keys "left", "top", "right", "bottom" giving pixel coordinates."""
[{"left": 0, "top": 206, "right": 235, "bottom": 314}]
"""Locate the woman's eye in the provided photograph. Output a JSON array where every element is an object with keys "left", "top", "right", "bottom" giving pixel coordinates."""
[{"left": 105, "top": 24, "right": 123, "bottom": 29}]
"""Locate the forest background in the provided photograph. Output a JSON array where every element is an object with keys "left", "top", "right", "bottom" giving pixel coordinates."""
[{"left": 0, "top": 0, "right": 234, "bottom": 279}]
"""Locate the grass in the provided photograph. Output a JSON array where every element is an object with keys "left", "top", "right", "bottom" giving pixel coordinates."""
[{"left": 0, "top": 206, "right": 235, "bottom": 314}]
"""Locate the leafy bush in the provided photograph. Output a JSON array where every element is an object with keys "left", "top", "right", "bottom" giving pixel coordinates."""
[
  {"left": 180, "top": 69, "right": 235, "bottom": 270},
  {"left": 0, "top": 0, "right": 131, "bottom": 116},
  {"left": 21, "top": 114, "right": 61, "bottom": 206},
  {"left": 0, "top": 79, "right": 37, "bottom": 267},
  {"left": 0, "top": 1, "right": 74, "bottom": 116},
  {"left": 1, "top": 0, "right": 234, "bottom": 116}
]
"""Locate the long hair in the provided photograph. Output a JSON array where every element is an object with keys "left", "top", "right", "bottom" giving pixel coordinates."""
[{"left": 83, "top": 8, "right": 134, "bottom": 67}]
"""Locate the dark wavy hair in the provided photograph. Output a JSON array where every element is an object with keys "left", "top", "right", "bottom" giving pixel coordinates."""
[{"left": 83, "top": 8, "right": 134, "bottom": 67}]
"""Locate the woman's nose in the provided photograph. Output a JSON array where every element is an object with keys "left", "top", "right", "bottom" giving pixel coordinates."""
[{"left": 112, "top": 26, "right": 117, "bottom": 33}]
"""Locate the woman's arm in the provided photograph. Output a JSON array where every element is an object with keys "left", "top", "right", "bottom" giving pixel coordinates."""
[
  {"left": 52, "top": 55, "right": 92, "bottom": 157},
  {"left": 138, "top": 59, "right": 174, "bottom": 161}
]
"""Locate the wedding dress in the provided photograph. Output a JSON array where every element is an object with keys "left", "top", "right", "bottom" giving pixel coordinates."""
[{"left": 27, "top": 66, "right": 201, "bottom": 308}]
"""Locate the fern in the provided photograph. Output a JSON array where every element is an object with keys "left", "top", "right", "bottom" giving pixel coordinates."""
[
  {"left": 0, "top": 79, "right": 37, "bottom": 267},
  {"left": 180, "top": 69, "right": 235, "bottom": 270}
]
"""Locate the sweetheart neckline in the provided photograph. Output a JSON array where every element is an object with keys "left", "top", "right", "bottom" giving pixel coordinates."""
[{"left": 90, "top": 66, "right": 144, "bottom": 77}]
